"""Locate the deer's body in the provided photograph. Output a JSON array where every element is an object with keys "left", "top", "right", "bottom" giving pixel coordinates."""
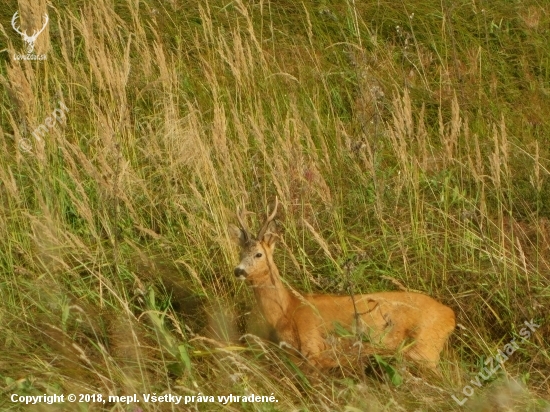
[{"left": 230, "top": 199, "right": 455, "bottom": 370}]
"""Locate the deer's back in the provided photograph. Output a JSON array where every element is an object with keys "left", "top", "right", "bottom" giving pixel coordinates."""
[{"left": 304, "top": 291, "right": 455, "bottom": 336}]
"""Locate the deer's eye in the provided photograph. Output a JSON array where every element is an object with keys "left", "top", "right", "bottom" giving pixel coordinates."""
[{"left": 255, "top": 253, "right": 263, "bottom": 258}]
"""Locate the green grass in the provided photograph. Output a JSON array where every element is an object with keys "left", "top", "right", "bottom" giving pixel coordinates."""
[{"left": 1, "top": 0, "right": 549, "bottom": 410}]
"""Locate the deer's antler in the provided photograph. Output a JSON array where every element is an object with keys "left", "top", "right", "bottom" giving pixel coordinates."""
[
  {"left": 257, "top": 197, "right": 278, "bottom": 239},
  {"left": 236, "top": 202, "right": 252, "bottom": 243}
]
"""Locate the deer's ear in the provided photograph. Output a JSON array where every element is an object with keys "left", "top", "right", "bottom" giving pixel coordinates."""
[
  {"left": 262, "top": 221, "right": 278, "bottom": 247},
  {"left": 228, "top": 224, "right": 246, "bottom": 246}
]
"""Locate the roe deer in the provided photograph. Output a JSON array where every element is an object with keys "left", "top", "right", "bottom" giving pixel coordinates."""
[{"left": 229, "top": 198, "right": 456, "bottom": 370}]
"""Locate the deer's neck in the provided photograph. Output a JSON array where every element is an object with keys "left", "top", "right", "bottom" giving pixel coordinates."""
[{"left": 251, "top": 261, "right": 294, "bottom": 328}]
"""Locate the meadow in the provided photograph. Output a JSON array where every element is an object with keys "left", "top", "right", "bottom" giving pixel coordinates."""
[{"left": 0, "top": 0, "right": 549, "bottom": 410}]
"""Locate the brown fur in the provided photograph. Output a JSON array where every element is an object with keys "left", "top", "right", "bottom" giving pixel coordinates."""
[{"left": 229, "top": 200, "right": 455, "bottom": 370}]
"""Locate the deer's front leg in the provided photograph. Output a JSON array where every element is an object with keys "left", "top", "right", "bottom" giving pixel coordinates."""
[{"left": 295, "top": 322, "right": 341, "bottom": 369}]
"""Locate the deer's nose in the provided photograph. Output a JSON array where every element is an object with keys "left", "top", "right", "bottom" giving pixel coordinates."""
[{"left": 234, "top": 267, "right": 247, "bottom": 279}]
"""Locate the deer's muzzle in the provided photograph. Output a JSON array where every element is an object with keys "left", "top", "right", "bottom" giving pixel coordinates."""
[{"left": 234, "top": 267, "right": 247, "bottom": 279}]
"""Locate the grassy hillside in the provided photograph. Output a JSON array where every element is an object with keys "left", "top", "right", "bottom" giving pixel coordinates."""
[{"left": 1, "top": 0, "right": 549, "bottom": 410}]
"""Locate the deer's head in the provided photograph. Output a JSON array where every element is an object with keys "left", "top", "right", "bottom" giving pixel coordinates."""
[{"left": 229, "top": 198, "right": 279, "bottom": 282}]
